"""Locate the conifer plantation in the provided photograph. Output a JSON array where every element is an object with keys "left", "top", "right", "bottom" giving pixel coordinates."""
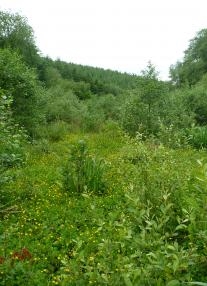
[{"left": 1, "top": 10, "right": 207, "bottom": 285}]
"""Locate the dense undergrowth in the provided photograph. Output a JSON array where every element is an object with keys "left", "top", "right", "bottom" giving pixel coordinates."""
[
  {"left": 1, "top": 9, "right": 207, "bottom": 285},
  {"left": 1, "top": 127, "right": 207, "bottom": 285}
]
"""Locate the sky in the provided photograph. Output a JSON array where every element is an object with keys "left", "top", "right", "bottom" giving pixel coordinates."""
[{"left": 1, "top": 0, "right": 207, "bottom": 80}]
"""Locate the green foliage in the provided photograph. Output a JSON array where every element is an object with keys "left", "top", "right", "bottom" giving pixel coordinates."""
[
  {"left": 140, "top": 62, "right": 166, "bottom": 113},
  {"left": 41, "top": 66, "right": 62, "bottom": 87},
  {"left": 1, "top": 132, "right": 207, "bottom": 284},
  {"left": 159, "top": 90, "right": 194, "bottom": 129},
  {"left": 186, "top": 283, "right": 207, "bottom": 286},
  {"left": 121, "top": 85, "right": 195, "bottom": 145},
  {"left": 156, "top": 124, "right": 188, "bottom": 148},
  {"left": 141, "top": 61, "right": 160, "bottom": 80},
  {"left": 33, "top": 121, "right": 70, "bottom": 142},
  {"left": 183, "top": 76, "right": 207, "bottom": 125},
  {"left": 83, "top": 111, "right": 105, "bottom": 132},
  {"left": 2, "top": 9, "right": 207, "bottom": 285},
  {"left": 121, "top": 65, "right": 171, "bottom": 138},
  {"left": 121, "top": 94, "right": 159, "bottom": 136},
  {"left": 83, "top": 94, "right": 120, "bottom": 132},
  {"left": 41, "top": 81, "right": 121, "bottom": 134},
  {"left": 0, "top": 90, "right": 27, "bottom": 207},
  {"left": 42, "top": 83, "right": 87, "bottom": 127},
  {"left": 170, "top": 29, "right": 207, "bottom": 86},
  {"left": 0, "top": 48, "right": 44, "bottom": 134},
  {"left": 0, "top": 10, "right": 39, "bottom": 67},
  {"left": 186, "top": 126, "right": 207, "bottom": 149},
  {"left": 72, "top": 81, "right": 92, "bottom": 100},
  {"left": 52, "top": 59, "right": 138, "bottom": 93},
  {"left": 0, "top": 91, "right": 26, "bottom": 168},
  {"left": 63, "top": 140, "right": 107, "bottom": 195}
]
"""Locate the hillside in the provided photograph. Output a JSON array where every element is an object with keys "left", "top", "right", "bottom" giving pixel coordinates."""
[{"left": 1, "top": 10, "right": 207, "bottom": 285}]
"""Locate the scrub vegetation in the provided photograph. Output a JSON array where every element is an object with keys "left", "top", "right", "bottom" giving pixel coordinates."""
[{"left": 1, "top": 10, "right": 207, "bottom": 285}]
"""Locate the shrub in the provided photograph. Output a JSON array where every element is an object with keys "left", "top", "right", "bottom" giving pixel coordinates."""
[
  {"left": 32, "top": 120, "right": 70, "bottom": 141},
  {"left": 156, "top": 122, "right": 189, "bottom": 148},
  {"left": 0, "top": 49, "right": 44, "bottom": 134},
  {"left": 121, "top": 94, "right": 160, "bottom": 136},
  {"left": 44, "top": 121, "right": 70, "bottom": 142},
  {"left": 0, "top": 92, "right": 27, "bottom": 168},
  {"left": 0, "top": 90, "right": 27, "bottom": 206},
  {"left": 82, "top": 112, "right": 105, "bottom": 132},
  {"left": 43, "top": 85, "right": 87, "bottom": 130},
  {"left": 63, "top": 140, "right": 107, "bottom": 195}
]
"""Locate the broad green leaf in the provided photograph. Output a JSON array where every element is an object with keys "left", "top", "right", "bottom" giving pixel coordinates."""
[{"left": 166, "top": 280, "right": 181, "bottom": 286}]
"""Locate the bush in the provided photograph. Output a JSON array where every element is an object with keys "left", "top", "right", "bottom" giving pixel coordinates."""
[
  {"left": 82, "top": 112, "right": 105, "bottom": 132},
  {"left": 0, "top": 90, "right": 27, "bottom": 206},
  {"left": 43, "top": 85, "right": 87, "bottom": 129},
  {"left": 63, "top": 140, "right": 107, "bottom": 195},
  {"left": 0, "top": 92, "right": 27, "bottom": 168},
  {"left": 0, "top": 49, "right": 44, "bottom": 134},
  {"left": 32, "top": 120, "right": 70, "bottom": 141},
  {"left": 121, "top": 94, "right": 160, "bottom": 136},
  {"left": 156, "top": 122, "right": 189, "bottom": 148}
]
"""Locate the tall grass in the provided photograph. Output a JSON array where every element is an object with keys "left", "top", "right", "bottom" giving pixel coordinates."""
[
  {"left": 63, "top": 140, "right": 107, "bottom": 195},
  {"left": 187, "top": 126, "right": 207, "bottom": 149}
]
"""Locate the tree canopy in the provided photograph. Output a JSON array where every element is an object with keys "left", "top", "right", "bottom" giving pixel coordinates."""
[
  {"left": 0, "top": 10, "right": 39, "bottom": 66},
  {"left": 170, "top": 29, "right": 207, "bottom": 86}
]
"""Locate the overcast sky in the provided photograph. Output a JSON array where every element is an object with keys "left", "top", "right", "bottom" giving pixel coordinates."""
[{"left": 1, "top": 0, "right": 207, "bottom": 80}]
